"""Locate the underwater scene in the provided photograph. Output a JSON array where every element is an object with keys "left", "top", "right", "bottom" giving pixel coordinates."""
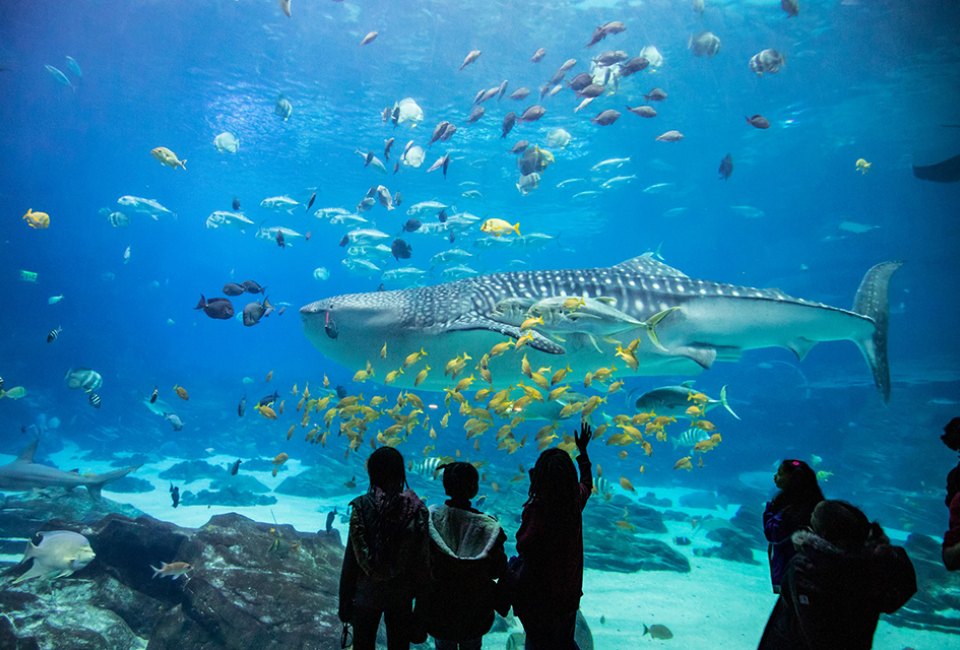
[{"left": 1, "top": 0, "right": 959, "bottom": 648}]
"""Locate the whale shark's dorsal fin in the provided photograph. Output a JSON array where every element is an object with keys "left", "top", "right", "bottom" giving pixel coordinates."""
[
  {"left": 613, "top": 254, "right": 689, "bottom": 278},
  {"left": 16, "top": 440, "right": 39, "bottom": 463}
]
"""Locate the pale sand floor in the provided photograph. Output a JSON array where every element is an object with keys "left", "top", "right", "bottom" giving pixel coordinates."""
[{"left": 2, "top": 445, "right": 958, "bottom": 649}]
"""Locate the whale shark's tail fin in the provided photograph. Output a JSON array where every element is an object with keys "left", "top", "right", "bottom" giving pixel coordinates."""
[{"left": 852, "top": 261, "right": 903, "bottom": 403}]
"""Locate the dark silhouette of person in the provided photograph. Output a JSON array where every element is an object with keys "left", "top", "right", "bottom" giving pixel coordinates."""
[
  {"left": 415, "top": 461, "right": 508, "bottom": 650},
  {"left": 339, "top": 447, "right": 430, "bottom": 650},
  {"left": 940, "top": 417, "right": 960, "bottom": 570},
  {"left": 511, "top": 422, "right": 592, "bottom": 649},
  {"left": 763, "top": 460, "right": 825, "bottom": 592},
  {"left": 758, "top": 500, "right": 917, "bottom": 649}
]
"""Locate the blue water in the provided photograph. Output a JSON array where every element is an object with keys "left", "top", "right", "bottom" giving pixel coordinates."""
[{"left": 2, "top": 0, "right": 959, "bottom": 585}]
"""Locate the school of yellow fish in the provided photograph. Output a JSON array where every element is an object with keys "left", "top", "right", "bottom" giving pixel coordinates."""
[{"left": 260, "top": 333, "right": 726, "bottom": 503}]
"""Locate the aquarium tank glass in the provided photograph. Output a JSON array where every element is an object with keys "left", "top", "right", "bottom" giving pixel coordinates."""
[{"left": 1, "top": 1, "right": 958, "bottom": 648}]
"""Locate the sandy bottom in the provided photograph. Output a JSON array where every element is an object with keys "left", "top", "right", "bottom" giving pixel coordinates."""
[{"left": 2, "top": 445, "right": 958, "bottom": 648}]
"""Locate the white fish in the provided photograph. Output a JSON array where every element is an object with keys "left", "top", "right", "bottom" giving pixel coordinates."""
[
  {"left": 312, "top": 267, "right": 330, "bottom": 281},
  {"left": 838, "top": 221, "right": 880, "bottom": 234},
  {"left": 461, "top": 189, "right": 483, "bottom": 199},
  {"left": 345, "top": 228, "right": 390, "bottom": 244},
  {"left": 260, "top": 195, "right": 300, "bottom": 211},
  {"left": 122, "top": 246, "right": 131, "bottom": 264},
  {"left": 728, "top": 205, "right": 766, "bottom": 219},
  {"left": 572, "top": 190, "right": 601, "bottom": 199},
  {"left": 556, "top": 178, "right": 585, "bottom": 188},
  {"left": 430, "top": 249, "right": 474, "bottom": 265},
  {"left": 545, "top": 128, "right": 572, "bottom": 148},
  {"left": 116, "top": 196, "right": 175, "bottom": 220},
  {"left": 356, "top": 149, "right": 387, "bottom": 173},
  {"left": 639, "top": 45, "right": 664, "bottom": 69},
  {"left": 382, "top": 267, "right": 427, "bottom": 285},
  {"left": 407, "top": 201, "right": 450, "bottom": 216},
  {"left": 14, "top": 530, "right": 95, "bottom": 584},
  {"left": 394, "top": 97, "right": 424, "bottom": 127},
  {"left": 44, "top": 64, "right": 73, "bottom": 89},
  {"left": 342, "top": 258, "right": 381, "bottom": 274},
  {"left": 516, "top": 172, "right": 541, "bottom": 195},
  {"left": 315, "top": 207, "right": 352, "bottom": 219},
  {"left": 401, "top": 142, "right": 425, "bottom": 168},
  {"left": 440, "top": 265, "right": 478, "bottom": 279},
  {"left": 205, "top": 211, "right": 254, "bottom": 230},
  {"left": 348, "top": 244, "right": 393, "bottom": 259},
  {"left": 256, "top": 226, "right": 303, "bottom": 241},
  {"left": 330, "top": 213, "right": 369, "bottom": 226},
  {"left": 573, "top": 97, "right": 595, "bottom": 113},
  {"left": 642, "top": 182, "right": 674, "bottom": 194},
  {"left": 591, "top": 157, "right": 630, "bottom": 171},
  {"left": 601, "top": 174, "right": 637, "bottom": 189},
  {"left": 65, "top": 56, "right": 82, "bottom": 78},
  {"left": 213, "top": 132, "right": 240, "bottom": 153},
  {"left": 48, "top": 295, "right": 64, "bottom": 305}
]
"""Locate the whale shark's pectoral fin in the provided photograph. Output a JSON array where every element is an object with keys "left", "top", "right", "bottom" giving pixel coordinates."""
[
  {"left": 786, "top": 337, "right": 818, "bottom": 361},
  {"left": 447, "top": 317, "right": 566, "bottom": 354},
  {"left": 672, "top": 346, "right": 718, "bottom": 369}
]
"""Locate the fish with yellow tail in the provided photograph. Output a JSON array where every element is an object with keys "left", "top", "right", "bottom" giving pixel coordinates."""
[
  {"left": 256, "top": 403, "right": 278, "bottom": 419},
  {"left": 414, "top": 365, "right": 431, "bottom": 387},
  {"left": 404, "top": 347, "right": 427, "bottom": 368},
  {"left": 22, "top": 209, "right": 51, "bottom": 229},
  {"left": 480, "top": 218, "right": 520, "bottom": 237},
  {"left": 150, "top": 146, "right": 187, "bottom": 170},
  {"left": 674, "top": 456, "right": 694, "bottom": 471},
  {"left": 855, "top": 158, "right": 871, "bottom": 174}
]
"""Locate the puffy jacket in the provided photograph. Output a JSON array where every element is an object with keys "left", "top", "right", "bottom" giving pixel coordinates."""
[
  {"left": 415, "top": 503, "right": 507, "bottom": 640},
  {"left": 763, "top": 501, "right": 814, "bottom": 592},
  {"left": 759, "top": 529, "right": 917, "bottom": 650}
]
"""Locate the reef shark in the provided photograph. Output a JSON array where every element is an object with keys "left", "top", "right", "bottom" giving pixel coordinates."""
[
  {"left": 0, "top": 440, "right": 141, "bottom": 499},
  {"left": 301, "top": 255, "right": 900, "bottom": 400}
]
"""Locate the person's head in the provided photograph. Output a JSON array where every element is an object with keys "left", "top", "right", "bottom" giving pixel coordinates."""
[
  {"left": 941, "top": 417, "right": 960, "bottom": 452},
  {"left": 441, "top": 461, "right": 479, "bottom": 504},
  {"left": 811, "top": 500, "right": 871, "bottom": 551},
  {"left": 366, "top": 447, "right": 406, "bottom": 495},
  {"left": 527, "top": 448, "right": 579, "bottom": 513},
  {"left": 772, "top": 459, "right": 825, "bottom": 511}
]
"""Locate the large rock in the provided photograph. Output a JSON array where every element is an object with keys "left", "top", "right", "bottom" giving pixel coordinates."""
[
  {"left": 0, "top": 512, "right": 347, "bottom": 649},
  {"left": 585, "top": 531, "right": 690, "bottom": 573},
  {"left": 583, "top": 495, "right": 667, "bottom": 534}
]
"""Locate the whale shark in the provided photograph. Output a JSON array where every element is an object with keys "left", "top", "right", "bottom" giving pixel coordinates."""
[
  {"left": 301, "top": 255, "right": 900, "bottom": 401},
  {"left": 0, "top": 440, "right": 141, "bottom": 499}
]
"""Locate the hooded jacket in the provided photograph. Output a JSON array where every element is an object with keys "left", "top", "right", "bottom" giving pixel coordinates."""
[
  {"left": 415, "top": 503, "right": 508, "bottom": 640},
  {"left": 339, "top": 488, "right": 430, "bottom": 618},
  {"left": 759, "top": 529, "right": 916, "bottom": 649}
]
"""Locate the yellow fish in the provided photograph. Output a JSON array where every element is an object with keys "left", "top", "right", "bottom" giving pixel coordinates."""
[
  {"left": 266, "top": 370, "right": 274, "bottom": 382},
  {"left": 414, "top": 364, "right": 431, "bottom": 387},
  {"left": 323, "top": 374, "right": 330, "bottom": 388},
  {"left": 520, "top": 315, "right": 544, "bottom": 330},
  {"left": 530, "top": 371, "right": 550, "bottom": 390},
  {"left": 674, "top": 456, "right": 694, "bottom": 471},
  {"left": 385, "top": 368, "right": 404, "bottom": 384},
  {"left": 547, "top": 385, "right": 570, "bottom": 401},
  {"left": 353, "top": 368, "right": 373, "bottom": 383},
  {"left": 551, "top": 365, "right": 571, "bottom": 386},
  {"left": 515, "top": 332, "right": 535, "bottom": 349},
  {"left": 173, "top": 384, "right": 189, "bottom": 400},
  {"left": 619, "top": 476, "right": 635, "bottom": 492},
  {"left": 271, "top": 452, "right": 289, "bottom": 476},
  {"left": 489, "top": 340, "right": 514, "bottom": 357},
  {"left": 22, "top": 208, "right": 51, "bottom": 230},
  {"left": 480, "top": 218, "right": 521, "bottom": 237},
  {"left": 256, "top": 404, "right": 278, "bottom": 420},
  {"left": 286, "top": 424, "right": 295, "bottom": 440},
  {"left": 151, "top": 146, "right": 187, "bottom": 170},
  {"left": 855, "top": 158, "right": 871, "bottom": 174},
  {"left": 404, "top": 347, "right": 427, "bottom": 368},
  {"left": 380, "top": 342, "right": 388, "bottom": 359}
]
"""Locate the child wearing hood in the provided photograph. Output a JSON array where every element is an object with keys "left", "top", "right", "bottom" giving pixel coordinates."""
[
  {"left": 415, "top": 461, "right": 508, "bottom": 649},
  {"left": 339, "top": 447, "right": 430, "bottom": 650},
  {"left": 758, "top": 499, "right": 916, "bottom": 649}
]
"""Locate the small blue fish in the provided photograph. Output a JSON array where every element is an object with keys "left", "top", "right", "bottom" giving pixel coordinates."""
[
  {"left": 65, "top": 56, "right": 82, "bottom": 78},
  {"left": 44, "top": 65, "right": 73, "bottom": 89}
]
